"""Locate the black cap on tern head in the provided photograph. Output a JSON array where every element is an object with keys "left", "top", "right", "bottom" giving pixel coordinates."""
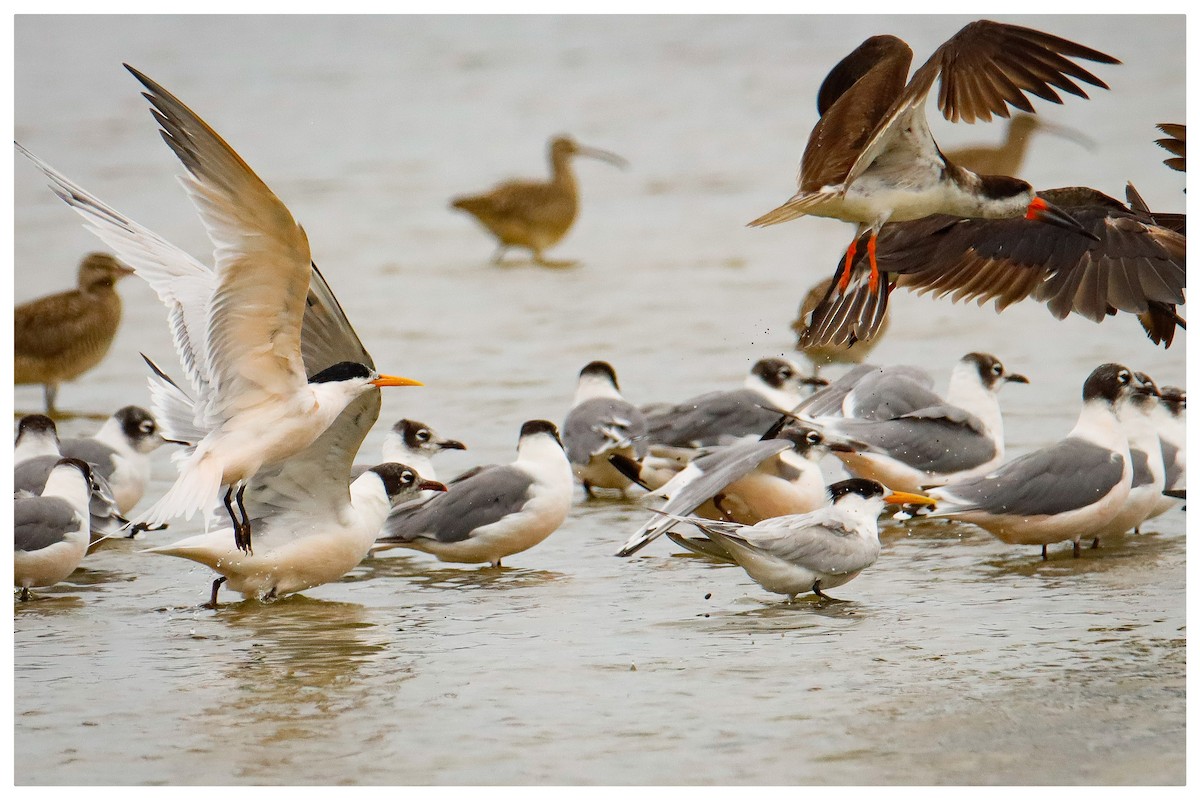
[
  {"left": 368, "top": 462, "right": 447, "bottom": 500},
  {"left": 752, "top": 357, "right": 796, "bottom": 389},
  {"left": 519, "top": 419, "right": 563, "bottom": 448},
  {"left": 827, "top": 478, "right": 888, "bottom": 503},
  {"left": 1082, "top": 363, "right": 1134, "bottom": 405},
  {"left": 579, "top": 360, "right": 619, "bottom": 389},
  {"left": 115, "top": 405, "right": 158, "bottom": 441},
  {"left": 16, "top": 414, "right": 58, "bottom": 443},
  {"left": 309, "top": 361, "right": 374, "bottom": 384}
]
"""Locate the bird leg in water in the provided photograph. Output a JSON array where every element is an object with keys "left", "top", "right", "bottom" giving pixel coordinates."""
[
  {"left": 1072, "top": 539, "right": 1082, "bottom": 558},
  {"left": 811, "top": 581, "right": 845, "bottom": 603},
  {"left": 1041, "top": 544, "right": 1049, "bottom": 560},
  {"left": 1091, "top": 537, "right": 1101, "bottom": 549},
  {"left": 207, "top": 576, "right": 226, "bottom": 608},
  {"left": 18, "top": 587, "right": 31, "bottom": 602},
  {"left": 225, "top": 485, "right": 253, "bottom": 554}
]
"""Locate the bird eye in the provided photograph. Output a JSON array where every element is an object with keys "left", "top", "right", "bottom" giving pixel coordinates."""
[
  {"left": 416, "top": 430, "right": 430, "bottom": 442},
  {"left": 806, "top": 431, "right": 821, "bottom": 444},
  {"left": 401, "top": 470, "right": 415, "bottom": 484},
  {"left": 1118, "top": 370, "right": 1131, "bottom": 384},
  {"left": 139, "top": 420, "right": 155, "bottom": 433},
  {"left": 992, "top": 364, "right": 1003, "bottom": 375},
  {"left": 779, "top": 368, "right": 792, "bottom": 379}
]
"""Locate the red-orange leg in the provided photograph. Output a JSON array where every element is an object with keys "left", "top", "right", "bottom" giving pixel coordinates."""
[
  {"left": 867, "top": 232, "right": 879, "bottom": 293},
  {"left": 837, "top": 238, "right": 858, "bottom": 291}
]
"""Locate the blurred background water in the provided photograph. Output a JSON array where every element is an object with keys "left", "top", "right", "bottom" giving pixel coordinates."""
[{"left": 12, "top": 14, "right": 1186, "bottom": 785}]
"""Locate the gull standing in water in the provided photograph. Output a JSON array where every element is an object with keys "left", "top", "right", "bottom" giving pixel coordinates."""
[
  {"left": 1088, "top": 373, "right": 1164, "bottom": 547},
  {"left": 17, "top": 65, "right": 421, "bottom": 554},
  {"left": 644, "top": 357, "right": 819, "bottom": 448},
  {"left": 662, "top": 478, "right": 935, "bottom": 602},
  {"left": 373, "top": 420, "right": 573, "bottom": 567},
  {"left": 562, "top": 361, "right": 648, "bottom": 497},
  {"left": 58, "top": 405, "right": 166, "bottom": 515},
  {"left": 15, "top": 458, "right": 95, "bottom": 600},
  {"left": 1147, "top": 386, "right": 1185, "bottom": 520},
  {"left": 805, "top": 353, "right": 1029, "bottom": 491},
  {"left": 928, "top": 363, "right": 1140, "bottom": 559}
]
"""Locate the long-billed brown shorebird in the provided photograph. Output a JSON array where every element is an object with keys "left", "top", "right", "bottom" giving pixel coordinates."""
[
  {"left": 749, "top": 20, "right": 1118, "bottom": 299},
  {"left": 451, "top": 134, "right": 626, "bottom": 267},
  {"left": 15, "top": 252, "right": 134, "bottom": 415},
  {"left": 942, "top": 113, "right": 1094, "bottom": 177}
]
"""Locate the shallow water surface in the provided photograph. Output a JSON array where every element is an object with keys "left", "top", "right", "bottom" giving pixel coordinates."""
[{"left": 13, "top": 14, "right": 1186, "bottom": 785}]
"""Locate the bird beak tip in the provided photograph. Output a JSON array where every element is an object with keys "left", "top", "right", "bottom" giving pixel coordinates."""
[
  {"left": 372, "top": 375, "right": 423, "bottom": 388},
  {"left": 420, "top": 480, "right": 449, "bottom": 493}
]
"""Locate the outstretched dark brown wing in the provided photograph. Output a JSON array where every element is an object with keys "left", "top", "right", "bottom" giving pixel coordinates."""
[
  {"left": 1156, "top": 123, "right": 1185, "bottom": 173},
  {"left": 800, "top": 186, "right": 1185, "bottom": 348}
]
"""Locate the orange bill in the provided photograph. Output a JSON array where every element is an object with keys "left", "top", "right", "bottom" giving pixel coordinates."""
[
  {"left": 371, "top": 374, "right": 423, "bottom": 388},
  {"left": 884, "top": 491, "right": 937, "bottom": 507}
]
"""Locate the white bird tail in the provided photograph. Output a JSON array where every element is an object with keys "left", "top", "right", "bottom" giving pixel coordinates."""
[
  {"left": 137, "top": 452, "right": 223, "bottom": 532},
  {"left": 747, "top": 193, "right": 825, "bottom": 227}
]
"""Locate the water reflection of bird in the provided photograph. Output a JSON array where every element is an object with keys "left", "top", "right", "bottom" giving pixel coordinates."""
[
  {"left": 15, "top": 252, "right": 134, "bottom": 416},
  {"left": 15, "top": 457, "right": 94, "bottom": 600},
  {"left": 929, "top": 364, "right": 1141, "bottom": 559},
  {"left": 451, "top": 134, "right": 627, "bottom": 267},
  {"left": 17, "top": 65, "right": 422, "bottom": 556},
  {"left": 750, "top": 20, "right": 1115, "bottom": 299},
  {"left": 941, "top": 113, "right": 1093, "bottom": 177},
  {"left": 661, "top": 478, "right": 935, "bottom": 602},
  {"left": 802, "top": 186, "right": 1186, "bottom": 349},
  {"left": 792, "top": 277, "right": 888, "bottom": 371}
]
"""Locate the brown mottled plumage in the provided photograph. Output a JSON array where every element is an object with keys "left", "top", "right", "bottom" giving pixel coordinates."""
[
  {"left": 15, "top": 253, "right": 134, "bottom": 414},
  {"left": 451, "top": 135, "right": 625, "bottom": 266},
  {"left": 943, "top": 114, "right": 1093, "bottom": 177}
]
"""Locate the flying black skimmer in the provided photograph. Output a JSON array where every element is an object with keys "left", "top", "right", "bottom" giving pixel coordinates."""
[
  {"left": 58, "top": 405, "right": 166, "bottom": 515},
  {"left": 451, "top": 134, "right": 627, "bottom": 267},
  {"left": 928, "top": 363, "right": 1141, "bottom": 559},
  {"left": 14, "top": 457, "right": 94, "bottom": 600},
  {"left": 613, "top": 423, "right": 852, "bottom": 557},
  {"left": 801, "top": 185, "right": 1186, "bottom": 349},
  {"left": 643, "top": 357, "right": 821, "bottom": 448},
  {"left": 659, "top": 478, "right": 935, "bottom": 602},
  {"left": 562, "top": 360, "right": 649, "bottom": 497},
  {"left": 800, "top": 353, "right": 1028, "bottom": 491},
  {"left": 15, "top": 252, "right": 134, "bottom": 416},
  {"left": 17, "top": 65, "right": 422, "bottom": 554},
  {"left": 750, "top": 20, "right": 1117, "bottom": 300},
  {"left": 373, "top": 420, "right": 573, "bottom": 567}
]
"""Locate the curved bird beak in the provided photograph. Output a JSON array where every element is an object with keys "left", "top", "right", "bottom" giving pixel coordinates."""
[
  {"left": 576, "top": 145, "right": 629, "bottom": 169},
  {"left": 1133, "top": 372, "right": 1161, "bottom": 397},
  {"left": 1025, "top": 197, "right": 1100, "bottom": 242},
  {"left": 371, "top": 374, "right": 423, "bottom": 388},
  {"left": 1005, "top": 373, "right": 1030, "bottom": 384},
  {"left": 420, "top": 479, "right": 448, "bottom": 493},
  {"left": 438, "top": 439, "right": 467, "bottom": 451},
  {"left": 884, "top": 491, "right": 937, "bottom": 508},
  {"left": 1036, "top": 120, "right": 1097, "bottom": 150}
]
